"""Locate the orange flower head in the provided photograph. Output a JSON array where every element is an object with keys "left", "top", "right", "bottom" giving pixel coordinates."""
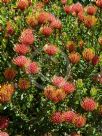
[
  {"left": 84, "top": 16, "right": 97, "bottom": 28},
  {"left": 4, "top": 68, "right": 17, "bottom": 80},
  {"left": 17, "top": 0, "right": 29, "bottom": 10},
  {"left": 26, "top": 15, "right": 38, "bottom": 27},
  {"left": 66, "top": 41, "right": 76, "bottom": 53},
  {"left": 44, "top": 85, "right": 55, "bottom": 100},
  {"left": 69, "top": 52, "right": 80, "bottom": 64},
  {"left": 18, "top": 78, "right": 30, "bottom": 90},
  {"left": 0, "top": 84, "right": 15, "bottom": 103},
  {"left": 98, "top": 36, "right": 102, "bottom": 46},
  {"left": 82, "top": 48, "right": 95, "bottom": 61},
  {"left": 73, "top": 115, "right": 86, "bottom": 128}
]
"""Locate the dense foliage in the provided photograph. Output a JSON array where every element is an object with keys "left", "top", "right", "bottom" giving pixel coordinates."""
[{"left": 0, "top": 0, "right": 102, "bottom": 136}]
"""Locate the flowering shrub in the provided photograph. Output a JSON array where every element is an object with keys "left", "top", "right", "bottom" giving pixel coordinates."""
[{"left": 0, "top": 0, "right": 102, "bottom": 136}]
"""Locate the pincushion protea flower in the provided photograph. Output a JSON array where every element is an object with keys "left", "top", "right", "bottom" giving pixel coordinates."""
[
  {"left": 81, "top": 97, "right": 97, "bottom": 111},
  {"left": 14, "top": 44, "right": 30, "bottom": 55},
  {"left": 40, "top": 26, "right": 53, "bottom": 37},
  {"left": 62, "top": 111, "right": 76, "bottom": 123},
  {"left": 96, "top": 0, "right": 102, "bottom": 8},
  {"left": 92, "top": 55, "right": 99, "bottom": 66},
  {"left": 0, "top": 131, "right": 9, "bottom": 136},
  {"left": 0, "top": 84, "right": 14, "bottom": 103},
  {"left": 0, "top": 116, "right": 9, "bottom": 129},
  {"left": 18, "top": 78, "right": 30, "bottom": 90},
  {"left": 66, "top": 41, "right": 76, "bottom": 52},
  {"left": 50, "top": 19, "right": 62, "bottom": 29},
  {"left": 64, "top": 5, "right": 71, "bottom": 14},
  {"left": 61, "top": 82, "right": 75, "bottom": 94},
  {"left": 52, "top": 89, "right": 66, "bottom": 103},
  {"left": 51, "top": 112, "right": 63, "bottom": 124},
  {"left": 98, "top": 36, "right": 102, "bottom": 45},
  {"left": 70, "top": 2, "right": 83, "bottom": 15},
  {"left": 26, "top": 15, "right": 38, "bottom": 27},
  {"left": 43, "top": 44, "right": 59, "bottom": 56},
  {"left": 4, "top": 68, "right": 17, "bottom": 80},
  {"left": 12, "top": 56, "right": 29, "bottom": 67},
  {"left": 44, "top": 85, "right": 55, "bottom": 100},
  {"left": 38, "top": 12, "right": 49, "bottom": 24},
  {"left": 78, "top": 11, "right": 84, "bottom": 22},
  {"left": 82, "top": 48, "right": 95, "bottom": 61},
  {"left": 19, "top": 29, "right": 34, "bottom": 45},
  {"left": 84, "top": 16, "right": 97, "bottom": 28},
  {"left": 6, "top": 22, "right": 14, "bottom": 36},
  {"left": 25, "top": 62, "right": 40, "bottom": 74},
  {"left": 44, "top": 86, "right": 66, "bottom": 103},
  {"left": 61, "top": 0, "right": 67, "bottom": 4},
  {"left": 73, "top": 115, "right": 86, "bottom": 128},
  {"left": 86, "top": 6, "right": 97, "bottom": 15},
  {"left": 51, "top": 75, "right": 66, "bottom": 88},
  {"left": 17, "top": 0, "right": 29, "bottom": 10},
  {"left": 69, "top": 52, "right": 80, "bottom": 64},
  {"left": 78, "top": 40, "right": 84, "bottom": 48}
]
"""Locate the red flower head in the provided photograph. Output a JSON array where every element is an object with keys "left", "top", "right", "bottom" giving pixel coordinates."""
[
  {"left": 66, "top": 41, "right": 76, "bottom": 52},
  {"left": 92, "top": 55, "right": 99, "bottom": 66},
  {"left": 17, "top": 0, "right": 29, "bottom": 10},
  {"left": 14, "top": 44, "right": 30, "bottom": 55},
  {"left": 82, "top": 48, "right": 95, "bottom": 61},
  {"left": 64, "top": 6, "right": 71, "bottom": 14},
  {"left": 43, "top": 44, "right": 59, "bottom": 56},
  {"left": 0, "top": 131, "right": 9, "bottom": 136},
  {"left": 78, "top": 11, "right": 84, "bottom": 22},
  {"left": 0, "top": 116, "right": 9, "bottom": 129},
  {"left": 6, "top": 22, "right": 14, "bottom": 36},
  {"left": 25, "top": 62, "right": 40, "bottom": 74},
  {"left": 73, "top": 115, "right": 86, "bottom": 128},
  {"left": 38, "top": 12, "right": 49, "bottom": 24},
  {"left": 40, "top": 26, "right": 53, "bottom": 37},
  {"left": 50, "top": 19, "right": 62, "bottom": 30},
  {"left": 62, "top": 111, "right": 76, "bottom": 123},
  {"left": 47, "top": 14, "right": 56, "bottom": 23},
  {"left": 51, "top": 112, "right": 63, "bottom": 124},
  {"left": 70, "top": 2, "right": 83, "bottom": 15},
  {"left": 61, "top": 82, "right": 75, "bottom": 94},
  {"left": 52, "top": 75, "right": 66, "bottom": 88},
  {"left": 4, "top": 68, "right": 17, "bottom": 80},
  {"left": 96, "top": 0, "right": 102, "bottom": 8},
  {"left": 19, "top": 29, "right": 34, "bottom": 45},
  {"left": 61, "top": 0, "right": 67, "bottom": 4},
  {"left": 81, "top": 97, "right": 97, "bottom": 111},
  {"left": 12, "top": 56, "right": 29, "bottom": 67},
  {"left": 18, "top": 78, "right": 30, "bottom": 90},
  {"left": 86, "top": 6, "right": 97, "bottom": 15},
  {"left": 69, "top": 52, "right": 80, "bottom": 64}
]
